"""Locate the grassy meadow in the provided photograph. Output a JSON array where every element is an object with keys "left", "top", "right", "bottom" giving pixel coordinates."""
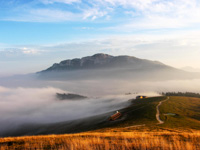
[
  {"left": 0, "top": 131, "right": 200, "bottom": 150},
  {"left": 1, "top": 96, "right": 200, "bottom": 149},
  {"left": 159, "top": 96, "right": 200, "bottom": 130}
]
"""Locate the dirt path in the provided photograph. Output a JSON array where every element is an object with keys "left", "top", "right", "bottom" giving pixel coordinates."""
[
  {"left": 124, "top": 97, "right": 169, "bottom": 128},
  {"left": 156, "top": 97, "right": 169, "bottom": 124}
]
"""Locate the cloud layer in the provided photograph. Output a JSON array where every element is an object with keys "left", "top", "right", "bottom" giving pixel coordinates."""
[
  {"left": 1, "top": 75, "right": 200, "bottom": 135},
  {"left": 0, "top": 86, "right": 133, "bottom": 134}
]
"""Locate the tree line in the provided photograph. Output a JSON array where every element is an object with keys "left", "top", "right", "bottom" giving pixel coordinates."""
[{"left": 162, "top": 92, "right": 200, "bottom": 98}]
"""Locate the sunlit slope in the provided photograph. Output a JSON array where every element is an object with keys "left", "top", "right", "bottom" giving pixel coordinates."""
[
  {"left": 112, "top": 97, "right": 167, "bottom": 126},
  {"left": 159, "top": 96, "right": 200, "bottom": 129},
  {"left": 99, "top": 96, "right": 200, "bottom": 132}
]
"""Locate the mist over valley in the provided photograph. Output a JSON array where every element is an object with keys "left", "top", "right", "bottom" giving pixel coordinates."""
[{"left": 0, "top": 53, "right": 200, "bottom": 137}]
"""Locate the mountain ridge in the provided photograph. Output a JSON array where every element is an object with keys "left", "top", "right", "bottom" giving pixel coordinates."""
[
  {"left": 38, "top": 53, "right": 171, "bottom": 73},
  {"left": 36, "top": 53, "right": 200, "bottom": 81}
]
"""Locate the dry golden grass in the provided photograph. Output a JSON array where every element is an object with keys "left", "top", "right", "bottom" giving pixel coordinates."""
[{"left": 0, "top": 130, "right": 200, "bottom": 150}]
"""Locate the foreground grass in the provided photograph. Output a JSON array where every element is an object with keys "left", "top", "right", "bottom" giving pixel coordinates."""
[{"left": 1, "top": 131, "right": 200, "bottom": 150}]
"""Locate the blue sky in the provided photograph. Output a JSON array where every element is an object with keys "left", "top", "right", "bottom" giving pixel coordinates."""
[{"left": 0, "top": 0, "right": 200, "bottom": 76}]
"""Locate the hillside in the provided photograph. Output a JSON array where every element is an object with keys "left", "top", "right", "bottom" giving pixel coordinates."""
[
  {"left": 95, "top": 96, "right": 200, "bottom": 132},
  {"left": 1, "top": 96, "right": 200, "bottom": 149},
  {"left": 2, "top": 96, "right": 200, "bottom": 137}
]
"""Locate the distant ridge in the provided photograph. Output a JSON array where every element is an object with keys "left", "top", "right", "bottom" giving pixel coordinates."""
[
  {"left": 39, "top": 53, "right": 170, "bottom": 73},
  {"left": 37, "top": 53, "right": 200, "bottom": 81}
]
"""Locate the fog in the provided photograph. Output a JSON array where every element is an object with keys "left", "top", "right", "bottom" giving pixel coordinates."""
[
  {"left": 0, "top": 69, "right": 200, "bottom": 136},
  {"left": 0, "top": 86, "right": 146, "bottom": 135}
]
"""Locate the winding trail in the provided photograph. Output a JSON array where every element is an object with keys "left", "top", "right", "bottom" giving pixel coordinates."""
[
  {"left": 124, "top": 97, "right": 169, "bottom": 128},
  {"left": 156, "top": 97, "right": 169, "bottom": 124}
]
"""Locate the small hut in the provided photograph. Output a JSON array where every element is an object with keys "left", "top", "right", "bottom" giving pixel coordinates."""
[
  {"left": 109, "top": 111, "right": 122, "bottom": 121},
  {"left": 136, "top": 96, "right": 148, "bottom": 99}
]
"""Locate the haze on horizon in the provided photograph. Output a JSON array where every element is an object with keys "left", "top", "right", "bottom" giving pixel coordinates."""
[{"left": 0, "top": 0, "right": 200, "bottom": 76}]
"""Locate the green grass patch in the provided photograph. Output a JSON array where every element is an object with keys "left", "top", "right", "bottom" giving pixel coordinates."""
[
  {"left": 101, "top": 96, "right": 167, "bottom": 130},
  {"left": 100, "top": 96, "right": 200, "bottom": 132},
  {"left": 159, "top": 96, "right": 200, "bottom": 130}
]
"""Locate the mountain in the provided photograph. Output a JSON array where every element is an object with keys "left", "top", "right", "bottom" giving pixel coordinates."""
[
  {"left": 39, "top": 53, "right": 171, "bottom": 72},
  {"left": 37, "top": 53, "right": 199, "bottom": 81}
]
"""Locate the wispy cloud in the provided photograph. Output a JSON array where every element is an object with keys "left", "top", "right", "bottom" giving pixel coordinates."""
[
  {"left": 82, "top": 8, "right": 108, "bottom": 20},
  {"left": 21, "top": 47, "right": 41, "bottom": 54},
  {"left": 100, "top": 0, "right": 200, "bottom": 30},
  {"left": 1, "top": 30, "right": 200, "bottom": 69},
  {"left": 4, "top": 8, "right": 80, "bottom": 22},
  {"left": 0, "top": 47, "right": 42, "bottom": 58},
  {"left": 40, "top": 0, "right": 81, "bottom": 4},
  {"left": 1, "top": 0, "right": 200, "bottom": 30}
]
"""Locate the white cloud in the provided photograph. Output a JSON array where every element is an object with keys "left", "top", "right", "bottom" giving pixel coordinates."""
[
  {"left": 22, "top": 48, "right": 40, "bottom": 55},
  {"left": 0, "top": 47, "right": 42, "bottom": 57},
  {"left": 8, "top": 8, "right": 80, "bottom": 22},
  {"left": 82, "top": 8, "right": 108, "bottom": 20},
  {"left": 93, "top": 0, "right": 200, "bottom": 30},
  {"left": 41, "top": 0, "right": 81, "bottom": 4},
  {"left": 113, "top": 16, "right": 185, "bottom": 31}
]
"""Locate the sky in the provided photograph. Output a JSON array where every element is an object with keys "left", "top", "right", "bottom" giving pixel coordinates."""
[{"left": 0, "top": 0, "right": 200, "bottom": 76}]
